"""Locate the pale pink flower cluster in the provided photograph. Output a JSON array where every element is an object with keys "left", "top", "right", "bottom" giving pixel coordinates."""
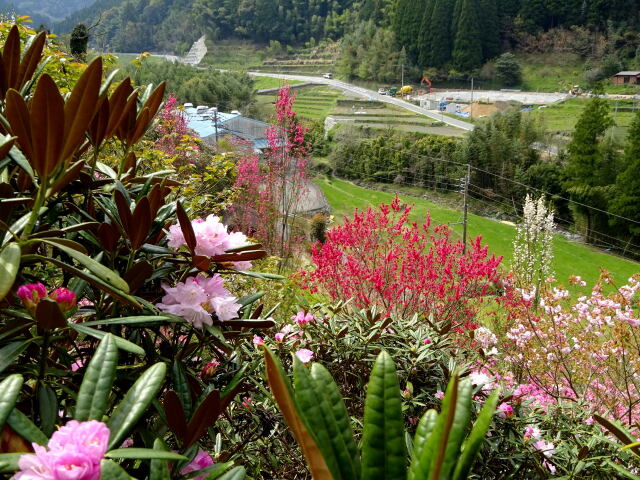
[
  {"left": 167, "top": 215, "right": 252, "bottom": 270},
  {"left": 16, "top": 420, "right": 109, "bottom": 480},
  {"left": 17, "top": 283, "right": 77, "bottom": 317},
  {"left": 179, "top": 450, "right": 215, "bottom": 480},
  {"left": 523, "top": 425, "right": 542, "bottom": 440},
  {"left": 156, "top": 274, "right": 241, "bottom": 327},
  {"left": 533, "top": 440, "right": 556, "bottom": 473},
  {"left": 498, "top": 276, "right": 640, "bottom": 426},
  {"left": 497, "top": 402, "right": 514, "bottom": 418}
]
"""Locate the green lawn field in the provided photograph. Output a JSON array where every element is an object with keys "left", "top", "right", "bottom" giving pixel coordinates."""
[{"left": 317, "top": 177, "right": 639, "bottom": 289}]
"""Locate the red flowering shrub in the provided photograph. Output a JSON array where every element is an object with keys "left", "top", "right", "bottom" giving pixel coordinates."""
[{"left": 299, "top": 197, "right": 502, "bottom": 331}]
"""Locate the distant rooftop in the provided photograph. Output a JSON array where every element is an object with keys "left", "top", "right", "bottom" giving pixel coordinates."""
[
  {"left": 183, "top": 105, "right": 272, "bottom": 152},
  {"left": 614, "top": 71, "right": 640, "bottom": 76}
]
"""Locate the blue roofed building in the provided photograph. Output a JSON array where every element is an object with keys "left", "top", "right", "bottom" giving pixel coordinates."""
[{"left": 183, "top": 104, "right": 271, "bottom": 152}]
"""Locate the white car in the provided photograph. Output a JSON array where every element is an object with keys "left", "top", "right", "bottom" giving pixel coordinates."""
[
  {"left": 323, "top": 73, "right": 333, "bottom": 79},
  {"left": 378, "top": 88, "right": 388, "bottom": 95}
]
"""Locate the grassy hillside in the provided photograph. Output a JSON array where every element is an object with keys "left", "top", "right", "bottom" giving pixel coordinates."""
[{"left": 317, "top": 177, "right": 639, "bottom": 289}]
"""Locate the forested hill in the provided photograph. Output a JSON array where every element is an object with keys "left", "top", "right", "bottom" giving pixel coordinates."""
[
  {"left": 0, "top": 0, "right": 96, "bottom": 26},
  {"left": 55, "top": 0, "right": 640, "bottom": 67}
]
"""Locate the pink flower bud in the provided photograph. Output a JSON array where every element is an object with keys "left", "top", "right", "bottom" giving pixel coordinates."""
[
  {"left": 423, "top": 338, "right": 432, "bottom": 344},
  {"left": 201, "top": 360, "right": 220, "bottom": 380},
  {"left": 252, "top": 336, "right": 264, "bottom": 346},
  {"left": 435, "top": 391, "right": 445, "bottom": 400},
  {"left": 49, "top": 287, "right": 77, "bottom": 313},
  {"left": 16, "top": 283, "right": 47, "bottom": 315}
]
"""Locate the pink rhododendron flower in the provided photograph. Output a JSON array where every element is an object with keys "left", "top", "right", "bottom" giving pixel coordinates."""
[
  {"left": 167, "top": 215, "right": 252, "bottom": 269},
  {"left": 253, "top": 336, "right": 264, "bottom": 346},
  {"left": 533, "top": 440, "right": 555, "bottom": 458},
  {"left": 156, "top": 274, "right": 241, "bottom": 327},
  {"left": 15, "top": 420, "right": 109, "bottom": 480},
  {"left": 242, "top": 396, "right": 252, "bottom": 408},
  {"left": 17, "top": 283, "right": 47, "bottom": 315},
  {"left": 291, "top": 311, "right": 314, "bottom": 327},
  {"left": 497, "top": 403, "right": 514, "bottom": 418},
  {"left": 435, "top": 391, "right": 445, "bottom": 400},
  {"left": 179, "top": 450, "right": 215, "bottom": 480},
  {"left": 49, "top": 287, "right": 77, "bottom": 313},
  {"left": 275, "top": 332, "right": 285, "bottom": 342},
  {"left": 423, "top": 338, "right": 432, "bottom": 344},
  {"left": 295, "top": 349, "right": 314, "bottom": 363},
  {"left": 524, "top": 425, "right": 541, "bottom": 440}
]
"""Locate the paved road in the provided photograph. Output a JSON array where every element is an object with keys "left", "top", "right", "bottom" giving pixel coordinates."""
[{"left": 246, "top": 71, "right": 476, "bottom": 131}]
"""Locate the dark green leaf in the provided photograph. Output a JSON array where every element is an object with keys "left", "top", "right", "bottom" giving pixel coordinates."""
[
  {"left": 37, "top": 385, "right": 57, "bottom": 436},
  {"left": 0, "top": 341, "right": 31, "bottom": 374},
  {"left": 71, "top": 324, "right": 144, "bottom": 355},
  {"left": 408, "top": 409, "right": 438, "bottom": 480},
  {"left": 100, "top": 459, "right": 134, "bottom": 479},
  {"left": 0, "top": 453, "right": 21, "bottom": 473},
  {"left": 360, "top": 350, "right": 406, "bottom": 480},
  {"left": 80, "top": 315, "right": 178, "bottom": 327},
  {"left": 6, "top": 408, "right": 47, "bottom": 445},
  {"left": 107, "top": 362, "right": 167, "bottom": 449},
  {"left": 218, "top": 466, "right": 246, "bottom": 480},
  {"left": 75, "top": 334, "right": 118, "bottom": 421}
]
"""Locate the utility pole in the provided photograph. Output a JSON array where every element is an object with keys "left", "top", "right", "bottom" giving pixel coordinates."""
[
  {"left": 470, "top": 77, "right": 474, "bottom": 105},
  {"left": 462, "top": 163, "right": 470, "bottom": 253},
  {"left": 213, "top": 107, "right": 219, "bottom": 144}
]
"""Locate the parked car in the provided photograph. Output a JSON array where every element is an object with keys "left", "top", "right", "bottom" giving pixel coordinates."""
[
  {"left": 323, "top": 73, "right": 333, "bottom": 79},
  {"left": 378, "top": 87, "right": 388, "bottom": 95}
]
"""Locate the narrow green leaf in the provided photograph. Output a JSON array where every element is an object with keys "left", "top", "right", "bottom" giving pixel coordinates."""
[
  {"left": 173, "top": 360, "right": 193, "bottom": 419},
  {"left": 71, "top": 324, "right": 144, "bottom": 355},
  {"left": 605, "top": 460, "right": 640, "bottom": 480},
  {"left": 149, "top": 438, "right": 171, "bottom": 480},
  {"left": 2, "top": 207, "right": 47, "bottom": 246},
  {"left": 218, "top": 466, "right": 246, "bottom": 480},
  {"left": 42, "top": 240, "right": 130, "bottom": 292},
  {"left": 37, "top": 385, "right": 57, "bottom": 436},
  {"left": 0, "top": 341, "right": 31, "bottom": 374},
  {"left": 106, "top": 448, "right": 187, "bottom": 460},
  {"left": 237, "top": 292, "right": 265, "bottom": 307},
  {"left": 80, "top": 315, "right": 179, "bottom": 327},
  {"left": 107, "top": 362, "right": 167, "bottom": 449},
  {"left": 0, "top": 453, "right": 22, "bottom": 473},
  {"left": 7, "top": 146, "right": 35, "bottom": 183},
  {"left": 6, "top": 408, "right": 47, "bottom": 445},
  {"left": 440, "top": 379, "right": 473, "bottom": 479},
  {"left": 0, "top": 374, "right": 23, "bottom": 430},
  {"left": 75, "top": 334, "right": 118, "bottom": 421},
  {"left": 360, "top": 350, "right": 406, "bottom": 480},
  {"left": 236, "top": 270, "right": 285, "bottom": 280},
  {"left": 186, "top": 461, "right": 234, "bottom": 479},
  {"left": 452, "top": 389, "right": 499, "bottom": 480},
  {"left": 0, "top": 243, "right": 20, "bottom": 301},
  {"left": 296, "top": 361, "right": 361, "bottom": 480},
  {"left": 100, "top": 459, "right": 134, "bottom": 479},
  {"left": 428, "top": 375, "right": 460, "bottom": 480},
  {"left": 408, "top": 409, "right": 438, "bottom": 480}
]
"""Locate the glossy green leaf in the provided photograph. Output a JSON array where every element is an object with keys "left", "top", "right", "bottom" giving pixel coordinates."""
[
  {"left": 408, "top": 409, "right": 438, "bottom": 480},
  {"left": 80, "top": 315, "right": 179, "bottom": 327},
  {"left": 360, "top": 350, "right": 406, "bottom": 480},
  {"left": 605, "top": 460, "right": 640, "bottom": 479},
  {"left": 75, "top": 334, "right": 118, "bottom": 421},
  {"left": 100, "top": 459, "right": 134, "bottom": 479},
  {"left": 293, "top": 360, "right": 360, "bottom": 480},
  {"left": 42, "top": 240, "right": 130, "bottom": 292},
  {"left": 261, "top": 346, "right": 332, "bottom": 479},
  {"left": 6, "top": 408, "right": 47, "bottom": 445},
  {"left": 439, "top": 378, "right": 473, "bottom": 479},
  {"left": 0, "top": 340, "right": 31, "bottom": 374},
  {"left": 0, "top": 374, "right": 23, "bottom": 430},
  {"left": 37, "top": 384, "right": 57, "bottom": 436},
  {"left": 184, "top": 461, "right": 234, "bottom": 479},
  {"left": 0, "top": 243, "right": 20, "bottom": 301},
  {"left": 71, "top": 324, "right": 144, "bottom": 355},
  {"left": 2, "top": 207, "right": 47, "bottom": 246},
  {"left": 149, "top": 438, "right": 171, "bottom": 480},
  {"left": 218, "top": 466, "right": 246, "bottom": 480},
  {"left": 452, "top": 389, "right": 499, "bottom": 480},
  {"left": 106, "top": 448, "right": 187, "bottom": 460},
  {"left": 0, "top": 453, "right": 21, "bottom": 473},
  {"left": 173, "top": 360, "right": 193, "bottom": 419},
  {"left": 428, "top": 375, "right": 459, "bottom": 480},
  {"left": 236, "top": 270, "right": 285, "bottom": 280},
  {"left": 107, "top": 362, "right": 167, "bottom": 449}
]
